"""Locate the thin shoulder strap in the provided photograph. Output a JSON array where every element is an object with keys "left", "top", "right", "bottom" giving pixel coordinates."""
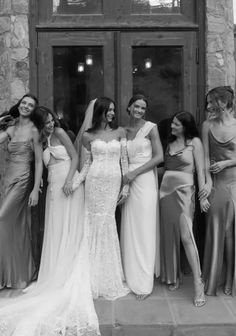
[
  {"left": 138, "top": 121, "right": 156, "bottom": 138},
  {"left": 47, "top": 135, "right": 51, "bottom": 146}
]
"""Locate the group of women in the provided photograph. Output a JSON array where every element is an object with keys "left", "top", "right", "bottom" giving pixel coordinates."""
[{"left": 0, "top": 85, "right": 235, "bottom": 335}]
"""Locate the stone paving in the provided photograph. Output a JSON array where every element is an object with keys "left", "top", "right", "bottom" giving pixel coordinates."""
[
  {"left": 1, "top": 276, "right": 236, "bottom": 335},
  {"left": 95, "top": 276, "right": 236, "bottom": 336}
]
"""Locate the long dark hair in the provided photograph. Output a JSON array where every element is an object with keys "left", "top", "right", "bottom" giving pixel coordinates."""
[
  {"left": 206, "top": 86, "right": 234, "bottom": 111},
  {"left": 168, "top": 111, "right": 199, "bottom": 143},
  {"left": 87, "top": 97, "right": 117, "bottom": 133},
  {"left": 31, "top": 106, "right": 60, "bottom": 143},
  {"left": 127, "top": 94, "right": 148, "bottom": 114},
  {"left": 8, "top": 93, "right": 39, "bottom": 118}
]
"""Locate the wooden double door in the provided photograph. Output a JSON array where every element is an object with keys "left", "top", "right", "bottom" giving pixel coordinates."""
[{"left": 37, "top": 30, "right": 198, "bottom": 137}]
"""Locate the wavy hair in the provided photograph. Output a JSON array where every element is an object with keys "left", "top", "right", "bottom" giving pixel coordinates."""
[
  {"left": 31, "top": 106, "right": 60, "bottom": 143},
  {"left": 206, "top": 86, "right": 234, "bottom": 111},
  {"left": 168, "top": 111, "right": 199, "bottom": 143},
  {"left": 87, "top": 97, "right": 117, "bottom": 133}
]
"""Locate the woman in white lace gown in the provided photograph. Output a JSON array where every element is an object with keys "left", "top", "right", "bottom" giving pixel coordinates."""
[
  {"left": 75, "top": 97, "right": 130, "bottom": 300},
  {"left": 0, "top": 106, "right": 100, "bottom": 336},
  {"left": 120, "top": 95, "right": 163, "bottom": 300}
]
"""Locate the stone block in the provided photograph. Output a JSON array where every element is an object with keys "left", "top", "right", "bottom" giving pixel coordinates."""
[
  {"left": 94, "top": 299, "right": 113, "bottom": 324},
  {"left": 174, "top": 325, "right": 236, "bottom": 336},
  {"left": 0, "top": 17, "right": 11, "bottom": 34},
  {"left": 114, "top": 298, "right": 173, "bottom": 325},
  {"left": 14, "top": 60, "right": 29, "bottom": 82},
  {"left": 11, "top": 78, "right": 26, "bottom": 100},
  {"left": 170, "top": 296, "right": 235, "bottom": 325},
  {"left": 0, "top": 0, "right": 11, "bottom": 15},
  {"left": 12, "top": 0, "right": 28, "bottom": 14},
  {"left": 112, "top": 325, "right": 173, "bottom": 336},
  {"left": 11, "top": 47, "right": 28, "bottom": 60},
  {"left": 11, "top": 15, "right": 29, "bottom": 48}
]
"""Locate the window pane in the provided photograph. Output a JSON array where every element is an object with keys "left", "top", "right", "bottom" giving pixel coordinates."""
[
  {"left": 53, "top": 0, "right": 103, "bottom": 14},
  {"left": 53, "top": 47, "right": 103, "bottom": 134},
  {"left": 133, "top": 46, "right": 182, "bottom": 149},
  {"left": 132, "top": 0, "right": 181, "bottom": 14}
]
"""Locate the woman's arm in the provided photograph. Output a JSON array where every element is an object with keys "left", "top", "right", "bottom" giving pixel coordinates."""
[
  {"left": 192, "top": 137, "right": 210, "bottom": 212},
  {"left": 198, "top": 120, "right": 212, "bottom": 200},
  {"left": 28, "top": 127, "right": 43, "bottom": 206},
  {"left": 72, "top": 132, "right": 93, "bottom": 190},
  {"left": 55, "top": 127, "right": 79, "bottom": 196},
  {"left": 0, "top": 125, "right": 14, "bottom": 144},
  {"left": 123, "top": 124, "right": 163, "bottom": 184}
]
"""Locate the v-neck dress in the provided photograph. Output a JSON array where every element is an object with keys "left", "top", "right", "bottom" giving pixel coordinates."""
[
  {"left": 203, "top": 129, "right": 236, "bottom": 295},
  {"left": 160, "top": 141, "right": 201, "bottom": 285}
]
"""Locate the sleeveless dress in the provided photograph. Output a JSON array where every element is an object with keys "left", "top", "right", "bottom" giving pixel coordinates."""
[
  {"left": 84, "top": 139, "right": 129, "bottom": 300},
  {"left": 0, "top": 138, "right": 100, "bottom": 336},
  {"left": 0, "top": 140, "right": 35, "bottom": 289},
  {"left": 121, "top": 121, "right": 159, "bottom": 295},
  {"left": 160, "top": 141, "right": 201, "bottom": 285},
  {"left": 203, "top": 130, "right": 236, "bottom": 296}
]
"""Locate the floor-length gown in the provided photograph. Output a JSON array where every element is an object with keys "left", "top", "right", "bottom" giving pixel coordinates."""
[
  {"left": 0, "top": 141, "right": 100, "bottom": 336},
  {"left": 160, "top": 142, "right": 201, "bottom": 285},
  {"left": 203, "top": 129, "right": 236, "bottom": 296},
  {"left": 121, "top": 121, "right": 159, "bottom": 295},
  {"left": 84, "top": 139, "right": 129, "bottom": 300},
  {"left": 0, "top": 140, "right": 35, "bottom": 289}
]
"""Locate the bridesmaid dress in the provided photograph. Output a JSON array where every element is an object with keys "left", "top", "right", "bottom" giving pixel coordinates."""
[
  {"left": 0, "top": 140, "right": 35, "bottom": 289},
  {"left": 121, "top": 121, "right": 159, "bottom": 295},
  {"left": 203, "top": 129, "right": 236, "bottom": 296},
  {"left": 160, "top": 141, "right": 201, "bottom": 285},
  {"left": 0, "top": 138, "right": 100, "bottom": 336}
]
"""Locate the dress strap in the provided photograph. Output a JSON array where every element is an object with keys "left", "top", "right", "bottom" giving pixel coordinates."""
[
  {"left": 137, "top": 121, "right": 156, "bottom": 138},
  {"left": 47, "top": 135, "right": 51, "bottom": 146}
]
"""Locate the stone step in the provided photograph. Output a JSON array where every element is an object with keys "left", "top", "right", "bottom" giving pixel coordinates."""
[{"left": 94, "top": 277, "right": 236, "bottom": 336}]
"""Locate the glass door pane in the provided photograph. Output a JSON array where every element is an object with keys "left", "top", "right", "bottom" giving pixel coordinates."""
[
  {"left": 53, "top": 0, "right": 103, "bottom": 14},
  {"left": 132, "top": 46, "right": 182, "bottom": 122},
  {"left": 132, "top": 0, "right": 181, "bottom": 14},
  {"left": 38, "top": 31, "right": 114, "bottom": 135},
  {"left": 53, "top": 46, "right": 103, "bottom": 133}
]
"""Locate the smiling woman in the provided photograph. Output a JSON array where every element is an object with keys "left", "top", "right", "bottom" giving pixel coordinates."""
[{"left": 0, "top": 93, "right": 42, "bottom": 290}]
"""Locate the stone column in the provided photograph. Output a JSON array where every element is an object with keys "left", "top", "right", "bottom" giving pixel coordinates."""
[
  {"left": 0, "top": 0, "right": 30, "bottom": 202},
  {"left": 206, "top": 0, "right": 235, "bottom": 92}
]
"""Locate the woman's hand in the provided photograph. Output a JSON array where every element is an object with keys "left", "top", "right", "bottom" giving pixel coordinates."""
[
  {"left": 200, "top": 198, "right": 210, "bottom": 213},
  {"left": 209, "top": 160, "right": 228, "bottom": 174},
  {"left": 117, "top": 184, "right": 130, "bottom": 206},
  {"left": 198, "top": 181, "right": 212, "bottom": 200},
  {"left": 63, "top": 180, "right": 73, "bottom": 197},
  {"left": 123, "top": 171, "right": 137, "bottom": 185},
  {"left": 28, "top": 189, "right": 39, "bottom": 207}
]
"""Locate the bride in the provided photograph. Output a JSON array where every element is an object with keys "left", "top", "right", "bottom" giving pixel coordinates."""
[
  {"left": 75, "top": 97, "right": 130, "bottom": 300},
  {"left": 0, "top": 106, "right": 100, "bottom": 336}
]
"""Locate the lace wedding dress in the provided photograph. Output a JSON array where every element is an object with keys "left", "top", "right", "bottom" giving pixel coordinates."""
[
  {"left": 0, "top": 140, "right": 100, "bottom": 336},
  {"left": 76, "top": 138, "right": 130, "bottom": 300}
]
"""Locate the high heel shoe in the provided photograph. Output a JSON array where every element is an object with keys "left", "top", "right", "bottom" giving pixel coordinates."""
[
  {"left": 168, "top": 279, "right": 179, "bottom": 291},
  {"left": 224, "top": 287, "right": 232, "bottom": 296},
  {"left": 194, "top": 278, "right": 206, "bottom": 307}
]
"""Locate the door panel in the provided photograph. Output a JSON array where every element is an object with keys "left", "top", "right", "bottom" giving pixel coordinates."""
[
  {"left": 119, "top": 32, "right": 197, "bottom": 129},
  {"left": 38, "top": 31, "right": 114, "bottom": 133}
]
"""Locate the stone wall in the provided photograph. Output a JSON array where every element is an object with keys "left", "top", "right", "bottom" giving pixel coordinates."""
[
  {"left": 206, "top": 0, "right": 235, "bottom": 92},
  {"left": 0, "top": 0, "right": 29, "bottom": 202}
]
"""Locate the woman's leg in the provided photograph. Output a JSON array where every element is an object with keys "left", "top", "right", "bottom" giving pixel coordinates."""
[{"left": 179, "top": 215, "right": 205, "bottom": 306}]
